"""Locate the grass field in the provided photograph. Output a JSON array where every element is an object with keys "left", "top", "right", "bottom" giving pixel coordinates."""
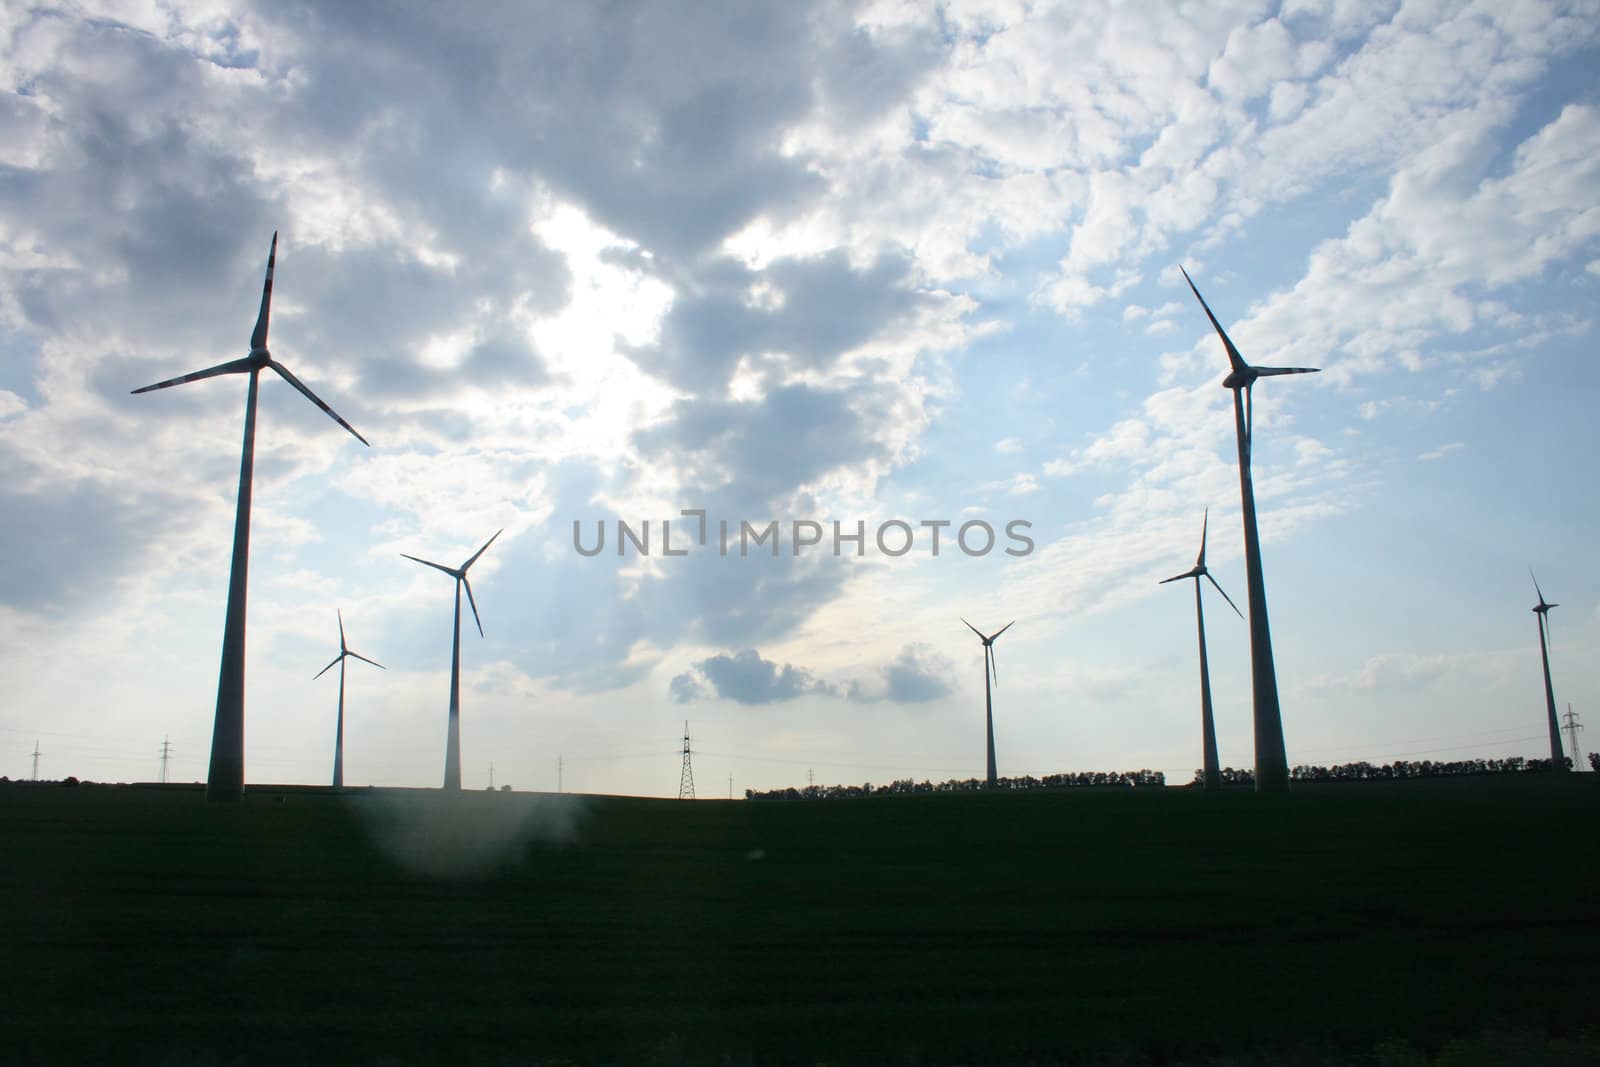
[{"left": 3, "top": 776, "right": 1598, "bottom": 1065}]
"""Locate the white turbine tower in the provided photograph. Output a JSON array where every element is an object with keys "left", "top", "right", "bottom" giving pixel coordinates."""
[
  {"left": 404, "top": 530, "right": 502, "bottom": 791},
  {"left": 1530, "top": 570, "right": 1566, "bottom": 771},
  {"left": 1180, "top": 267, "right": 1318, "bottom": 793},
  {"left": 962, "top": 619, "right": 1015, "bottom": 787},
  {"left": 1159, "top": 509, "right": 1242, "bottom": 791},
  {"left": 314, "top": 610, "right": 384, "bottom": 789},
  {"left": 133, "top": 233, "right": 368, "bottom": 802}
]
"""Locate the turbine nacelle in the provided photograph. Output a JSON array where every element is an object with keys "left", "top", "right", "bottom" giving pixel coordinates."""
[
  {"left": 130, "top": 233, "right": 369, "bottom": 447},
  {"left": 403, "top": 529, "right": 503, "bottom": 638},
  {"left": 1159, "top": 508, "right": 1244, "bottom": 619},
  {"left": 1180, "top": 266, "right": 1319, "bottom": 443},
  {"left": 315, "top": 609, "right": 385, "bottom": 679},
  {"left": 961, "top": 618, "right": 1014, "bottom": 685},
  {"left": 1530, "top": 568, "right": 1557, "bottom": 615}
]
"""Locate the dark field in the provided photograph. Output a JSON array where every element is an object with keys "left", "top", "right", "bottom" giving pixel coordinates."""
[{"left": 3, "top": 777, "right": 1598, "bottom": 1065}]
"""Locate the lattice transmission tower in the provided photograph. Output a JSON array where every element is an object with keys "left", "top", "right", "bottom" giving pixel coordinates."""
[
  {"left": 1563, "top": 705, "right": 1584, "bottom": 770},
  {"left": 678, "top": 721, "right": 695, "bottom": 799},
  {"left": 159, "top": 736, "right": 174, "bottom": 783}
]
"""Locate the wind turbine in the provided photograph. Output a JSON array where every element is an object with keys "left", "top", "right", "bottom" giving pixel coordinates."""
[
  {"left": 404, "top": 530, "right": 502, "bottom": 791},
  {"left": 132, "top": 232, "right": 368, "bottom": 802},
  {"left": 314, "top": 610, "right": 384, "bottom": 789},
  {"left": 962, "top": 618, "right": 1014, "bottom": 787},
  {"left": 1180, "top": 266, "right": 1318, "bottom": 793},
  {"left": 1530, "top": 569, "right": 1566, "bottom": 771},
  {"left": 1159, "top": 509, "right": 1243, "bottom": 792}
]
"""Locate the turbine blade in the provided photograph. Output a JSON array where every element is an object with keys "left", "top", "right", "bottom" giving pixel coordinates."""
[
  {"left": 989, "top": 644, "right": 999, "bottom": 687},
  {"left": 463, "top": 576, "right": 485, "bottom": 637},
  {"left": 1159, "top": 570, "right": 1196, "bottom": 585},
  {"left": 130, "top": 356, "right": 256, "bottom": 394},
  {"left": 1530, "top": 567, "right": 1546, "bottom": 606},
  {"left": 249, "top": 231, "right": 277, "bottom": 352},
  {"left": 961, "top": 618, "right": 985, "bottom": 640},
  {"left": 402, "top": 553, "right": 460, "bottom": 579},
  {"left": 347, "top": 650, "right": 385, "bottom": 670},
  {"left": 990, "top": 620, "right": 1015, "bottom": 641},
  {"left": 1197, "top": 507, "right": 1209, "bottom": 567},
  {"left": 1179, "top": 266, "right": 1249, "bottom": 375},
  {"left": 1254, "top": 366, "right": 1320, "bottom": 377},
  {"left": 1205, "top": 571, "right": 1244, "bottom": 619},
  {"left": 337, "top": 608, "right": 346, "bottom": 653},
  {"left": 268, "top": 361, "right": 369, "bottom": 446},
  {"left": 1246, "top": 381, "right": 1255, "bottom": 444},
  {"left": 462, "top": 528, "right": 503, "bottom": 572},
  {"left": 313, "top": 653, "right": 343, "bottom": 680}
]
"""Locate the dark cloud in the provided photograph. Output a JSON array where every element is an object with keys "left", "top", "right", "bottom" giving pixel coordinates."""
[
  {"left": 847, "top": 643, "right": 956, "bottom": 704},
  {"left": 0, "top": 442, "right": 193, "bottom": 615},
  {"left": 668, "top": 672, "right": 706, "bottom": 704},
  {"left": 627, "top": 250, "right": 929, "bottom": 392},
  {"left": 634, "top": 382, "right": 888, "bottom": 507},
  {"left": 676, "top": 648, "right": 833, "bottom": 705},
  {"left": 255, "top": 0, "right": 836, "bottom": 261},
  {"left": 0, "top": 2, "right": 950, "bottom": 693}
]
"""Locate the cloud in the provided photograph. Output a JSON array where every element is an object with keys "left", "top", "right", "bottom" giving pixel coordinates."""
[
  {"left": 1417, "top": 442, "right": 1465, "bottom": 462},
  {"left": 847, "top": 643, "right": 956, "bottom": 704},
  {"left": 671, "top": 648, "right": 833, "bottom": 705}
]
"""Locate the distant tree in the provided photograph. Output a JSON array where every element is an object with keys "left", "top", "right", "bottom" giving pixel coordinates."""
[
  {"left": 1589, "top": 753, "right": 1600, "bottom": 773},
  {"left": 62, "top": 776, "right": 80, "bottom": 787}
]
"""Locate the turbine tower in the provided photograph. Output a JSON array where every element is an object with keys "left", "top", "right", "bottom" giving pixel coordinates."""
[
  {"left": 1181, "top": 267, "right": 1318, "bottom": 793},
  {"left": 1159, "top": 509, "right": 1243, "bottom": 792},
  {"left": 403, "top": 530, "right": 502, "bottom": 791},
  {"left": 133, "top": 233, "right": 369, "bottom": 802},
  {"left": 314, "top": 610, "right": 385, "bottom": 789},
  {"left": 1530, "top": 570, "right": 1566, "bottom": 770},
  {"left": 962, "top": 618, "right": 1015, "bottom": 786}
]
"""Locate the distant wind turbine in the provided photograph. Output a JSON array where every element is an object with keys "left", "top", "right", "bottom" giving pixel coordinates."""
[
  {"left": 133, "top": 233, "right": 368, "bottom": 802},
  {"left": 314, "top": 610, "right": 384, "bottom": 789},
  {"left": 962, "top": 618, "right": 1015, "bottom": 787},
  {"left": 1181, "top": 266, "right": 1318, "bottom": 794},
  {"left": 404, "top": 530, "right": 502, "bottom": 791},
  {"left": 1160, "top": 509, "right": 1243, "bottom": 792},
  {"left": 1530, "top": 569, "right": 1566, "bottom": 771}
]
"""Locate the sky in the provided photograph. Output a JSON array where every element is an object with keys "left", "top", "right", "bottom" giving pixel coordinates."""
[{"left": 1, "top": 0, "right": 1597, "bottom": 795}]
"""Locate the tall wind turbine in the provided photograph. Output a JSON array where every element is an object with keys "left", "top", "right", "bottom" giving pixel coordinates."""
[
  {"left": 314, "top": 610, "right": 384, "bottom": 789},
  {"left": 1180, "top": 267, "right": 1318, "bottom": 793},
  {"left": 1160, "top": 509, "right": 1243, "bottom": 792},
  {"left": 962, "top": 618, "right": 1014, "bottom": 787},
  {"left": 133, "top": 233, "right": 369, "bottom": 802},
  {"left": 404, "top": 530, "right": 502, "bottom": 791},
  {"left": 1530, "top": 569, "right": 1566, "bottom": 770}
]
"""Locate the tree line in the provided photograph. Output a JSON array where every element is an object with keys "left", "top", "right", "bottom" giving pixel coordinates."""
[
  {"left": 746, "top": 769, "right": 1166, "bottom": 801},
  {"left": 1193, "top": 755, "right": 1580, "bottom": 785}
]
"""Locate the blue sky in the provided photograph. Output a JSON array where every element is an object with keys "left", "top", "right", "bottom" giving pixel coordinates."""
[{"left": 1, "top": 0, "right": 1596, "bottom": 793}]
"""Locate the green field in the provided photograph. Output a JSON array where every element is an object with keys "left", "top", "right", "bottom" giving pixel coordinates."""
[{"left": 3, "top": 777, "right": 1598, "bottom": 1065}]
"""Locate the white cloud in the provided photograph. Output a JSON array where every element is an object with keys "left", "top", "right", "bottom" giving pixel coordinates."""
[{"left": 1417, "top": 442, "right": 1464, "bottom": 462}]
